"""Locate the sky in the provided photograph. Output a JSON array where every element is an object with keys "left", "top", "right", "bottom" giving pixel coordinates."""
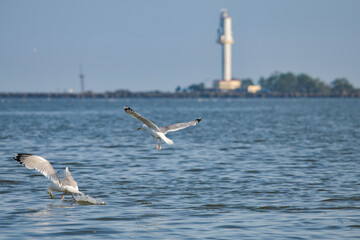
[{"left": 1, "top": 0, "right": 360, "bottom": 93}]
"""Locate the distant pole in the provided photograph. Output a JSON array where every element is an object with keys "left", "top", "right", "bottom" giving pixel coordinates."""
[
  {"left": 79, "top": 65, "right": 85, "bottom": 94},
  {"left": 217, "top": 9, "right": 234, "bottom": 81}
]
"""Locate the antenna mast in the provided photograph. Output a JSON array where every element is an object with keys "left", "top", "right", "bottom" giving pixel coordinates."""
[{"left": 79, "top": 65, "right": 85, "bottom": 94}]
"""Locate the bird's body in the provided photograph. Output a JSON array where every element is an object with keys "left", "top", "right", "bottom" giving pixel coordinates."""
[
  {"left": 47, "top": 167, "right": 80, "bottom": 199},
  {"left": 13, "top": 153, "right": 81, "bottom": 200},
  {"left": 141, "top": 124, "right": 174, "bottom": 148},
  {"left": 124, "top": 106, "right": 201, "bottom": 149}
]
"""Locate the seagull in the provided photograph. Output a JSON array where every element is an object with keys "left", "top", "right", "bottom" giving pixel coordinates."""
[
  {"left": 13, "top": 153, "right": 82, "bottom": 201},
  {"left": 124, "top": 106, "right": 202, "bottom": 150}
]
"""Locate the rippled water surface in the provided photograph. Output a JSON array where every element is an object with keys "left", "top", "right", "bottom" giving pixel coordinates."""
[{"left": 0, "top": 98, "right": 359, "bottom": 239}]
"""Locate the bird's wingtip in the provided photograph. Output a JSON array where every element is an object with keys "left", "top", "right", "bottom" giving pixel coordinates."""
[
  {"left": 13, "top": 153, "right": 32, "bottom": 161},
  {"left": 196, "top": 117, "right": 202, "bottom": 123},
  {"left": 13, "top": 153, "right": 30, "bottom": 164},
  {"left": 13, "top": 153, "right": 20, "bottom": 162},
  {"left": 124, "top": 106, "right": 132, "bottom": 111}
]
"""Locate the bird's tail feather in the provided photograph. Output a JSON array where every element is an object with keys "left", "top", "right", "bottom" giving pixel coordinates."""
[{"left": 161, "top": 135, "right": 174, "bottom": 145}]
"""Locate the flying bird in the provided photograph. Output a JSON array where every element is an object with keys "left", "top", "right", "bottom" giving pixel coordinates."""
[
  {"left": 124, "top": 106, "right": 201, "bottom": 149},
  {"left": 13, "top": 153, "right": 82, "bottom": 200}
]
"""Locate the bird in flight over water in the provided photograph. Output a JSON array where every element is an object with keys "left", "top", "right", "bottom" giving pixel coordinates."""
[
  {"left": 13, "top": 153, "right": 82, "bottom": 201},
  {"left": 124, "top": 106, "right": 202, "bottom": 150}
]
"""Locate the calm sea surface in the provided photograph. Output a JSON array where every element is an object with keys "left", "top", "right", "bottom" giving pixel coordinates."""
[{"left": 0, "top": 98, "right": 359, "bottom": 239}]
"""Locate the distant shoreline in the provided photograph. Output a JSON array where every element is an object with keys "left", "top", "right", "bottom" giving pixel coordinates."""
[{"left": 1, "top": 91, "right": 359, "bottom": 98}]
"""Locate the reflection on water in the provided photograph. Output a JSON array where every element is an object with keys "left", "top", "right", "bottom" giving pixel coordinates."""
[{"left": 0, "top": 98, "right": 359, "bottom": 239}]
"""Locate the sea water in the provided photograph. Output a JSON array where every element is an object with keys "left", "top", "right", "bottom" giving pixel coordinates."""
[{"left": 0, "top": 98, "right": 359, "bottom": 239}]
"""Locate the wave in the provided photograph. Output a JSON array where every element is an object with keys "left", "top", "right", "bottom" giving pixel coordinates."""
[{"left": 75, "top": 193, "right": 106, "bottom": 205}]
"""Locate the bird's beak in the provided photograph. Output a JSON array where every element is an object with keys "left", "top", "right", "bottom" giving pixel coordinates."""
[{"left": 137, "top": 128, "right": 141, "bottom": 131}]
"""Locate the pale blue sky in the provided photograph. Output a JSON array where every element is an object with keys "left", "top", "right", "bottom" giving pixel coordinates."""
[{"left": 1, "top": 0, "right": 359, "bottom": 92}]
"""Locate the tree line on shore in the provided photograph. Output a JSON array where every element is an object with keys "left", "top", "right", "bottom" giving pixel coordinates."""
[
  {"left": 258, "top": 72, "right": 359, "bottom": 96},
  {"left": 184, "top": 72, "right": 359, "bottom": 97}
]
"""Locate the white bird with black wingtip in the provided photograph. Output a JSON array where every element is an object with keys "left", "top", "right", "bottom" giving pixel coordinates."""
[
  {"left": 124, "top": 106, "right": 202, "bottom": 150},
  {"left": 13, "top": 153, "right": 82, "bottom": 201}
]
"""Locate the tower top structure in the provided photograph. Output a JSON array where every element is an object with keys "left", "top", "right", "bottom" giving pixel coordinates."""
[{"left": 217, "top": 9, "right": 234, "bottom": 45}]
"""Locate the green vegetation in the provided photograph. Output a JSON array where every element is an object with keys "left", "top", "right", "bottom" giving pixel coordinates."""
[
  {"left": 240, "top": 78, "right": 254, "bottom": 89},
  {"left": 258, "top": 72, "right": 359, "bottom": 96},
  {"left": 188, "top": 83, "right": 205, "bottom": 92},
  {"left": 331, "top": 78, "right": 357, "bottom": 95}
]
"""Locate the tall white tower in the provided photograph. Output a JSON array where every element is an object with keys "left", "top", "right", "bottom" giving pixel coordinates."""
[{"left": 217, "top": 9, "right": 234, "bottom": 81}]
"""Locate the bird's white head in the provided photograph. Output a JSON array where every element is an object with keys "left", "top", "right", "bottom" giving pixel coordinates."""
[
  {"left": 47, "top": 184, "right": 56, "bottom": 198},
  {"left": 137, "top": 124, "right": 148, "bottom": 131}
]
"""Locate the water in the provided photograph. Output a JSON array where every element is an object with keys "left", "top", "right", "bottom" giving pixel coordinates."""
[{"left": 0, "top": 98, "right": 359, "bottom": 239}]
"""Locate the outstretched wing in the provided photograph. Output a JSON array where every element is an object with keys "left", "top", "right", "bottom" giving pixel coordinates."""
[
  {"left": 59, "top": 167, "right": 79, "bottom": 193},
  {"left": 160, "top": 118, "right": 202, "bottom": 134},
  {"left": 13, "top": 153, "right": 60, "bottom": 186},
  {"left": 124, "top": 106, "right": 160, "bottom": 131}
]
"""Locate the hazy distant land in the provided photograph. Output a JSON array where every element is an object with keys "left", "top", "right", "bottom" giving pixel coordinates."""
[
  {"left": 1, "top": 90, "right": 360, "bottom": 99},
  {"left": 2, "top": 72, "right": 359, "bottom": 98}
]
